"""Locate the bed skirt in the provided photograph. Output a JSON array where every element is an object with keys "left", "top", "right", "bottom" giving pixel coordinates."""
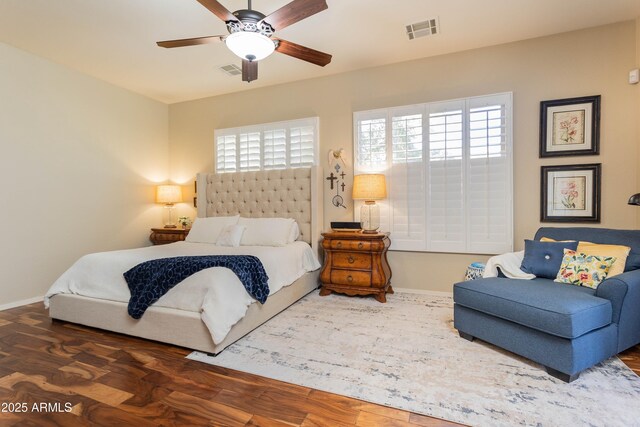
[{"left": 48, "top": 270, "right": 319, "bottom": 355}]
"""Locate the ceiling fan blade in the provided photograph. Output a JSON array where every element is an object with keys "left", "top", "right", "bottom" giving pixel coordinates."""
[
  {"left": 261, "top": 0, "right": 328, "bottom": 31},
  {"left": 242, "top": 60, "right": 258, "bottom": 82},
  {"left": 196, "top": 0, "right": 236, "bottom": 22},
  {"left": 156, "top": 35, "right": 224, "bottom": 48},
  {"left": 274, "top": 39, "right": 332, "bottom": 67}
]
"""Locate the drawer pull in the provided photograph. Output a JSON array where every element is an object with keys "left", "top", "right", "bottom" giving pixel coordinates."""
[
  {"left": 337, "top": 242, "right": 342, "bottom": 248},
  {"left": 348, "top": 256, "right": 355, "bottom": 264},
  {"left": 347, "top": 275, "right": 353, "bottom": 282},
  {"left": 358, "top": 242, "right": 364, "bottom": 249}
]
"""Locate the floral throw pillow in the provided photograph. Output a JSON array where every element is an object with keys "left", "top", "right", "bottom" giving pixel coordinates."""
[{"left": 555, "top": 249, "right": 616, "bottom": 289}]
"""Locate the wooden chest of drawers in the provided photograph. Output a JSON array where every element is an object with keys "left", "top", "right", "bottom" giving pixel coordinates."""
[{"left": 319, "top": 232, "right": 392, "bottom": 303}]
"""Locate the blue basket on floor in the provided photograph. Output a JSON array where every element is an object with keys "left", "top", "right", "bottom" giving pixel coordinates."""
[{"left": 464, "top": 262, "right": 485, "bottom": 281}]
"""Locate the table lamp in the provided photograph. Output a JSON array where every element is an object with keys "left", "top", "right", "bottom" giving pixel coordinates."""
[
  {"left": 352, "top": 174, "right": 387, "bottom": 234},
  {"left": 156, "top": 185, "right": 182, "bottom": 228}
]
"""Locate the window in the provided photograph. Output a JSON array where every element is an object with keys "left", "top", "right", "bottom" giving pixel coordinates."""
[
  {"left": 354, "top": 93, "right": 513, "bottom": 254},
  {"left": 215, "top": 117, "right": 318, "bottom": 172}
]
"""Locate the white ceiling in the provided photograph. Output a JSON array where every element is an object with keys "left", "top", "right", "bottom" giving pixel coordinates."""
[{"left": 0, "top": 0, "right": 638, "bottom": 104}]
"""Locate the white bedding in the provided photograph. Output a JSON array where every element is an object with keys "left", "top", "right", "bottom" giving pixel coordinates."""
[{"left": 45, "top": 241, "right": 320, "bottom": 344}]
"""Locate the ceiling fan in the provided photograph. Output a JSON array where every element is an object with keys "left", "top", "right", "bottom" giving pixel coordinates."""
[{"left": 157, "top": 0, "right": 332, "bottom": 83}]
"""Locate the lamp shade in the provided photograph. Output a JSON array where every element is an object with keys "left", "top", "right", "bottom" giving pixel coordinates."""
[
  {"left": 352, "top": 174, "right": 387, "bottom": 201},
  {"left": 225, "top": 32, "right": 275, "bottom": 61},
  {"left": 628, "top": 193, "right": 640, "bottom": 206},
  {"left": 156, "top": 185, "right": 182, "bottom": 205}
]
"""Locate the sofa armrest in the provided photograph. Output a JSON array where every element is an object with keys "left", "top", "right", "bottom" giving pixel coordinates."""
[{"left": 597, "top": 270, "right": 640, "bottom": 352}]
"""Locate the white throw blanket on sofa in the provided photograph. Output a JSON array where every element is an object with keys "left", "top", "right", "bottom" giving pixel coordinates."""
[{"left": 483, "top": 250, "right": 536, "bottom": 280}]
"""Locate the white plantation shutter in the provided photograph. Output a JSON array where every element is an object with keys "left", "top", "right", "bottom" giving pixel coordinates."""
[
  {"left": 356, "top": 114, "right": 387, "bottom": 171},
  {"left": 388, "top": 108, "right": 426, "bottom": 250},
  {"left": 354, "top": 93, "right": 512, "bottom": 255},
  {"left": 214, "top": 117, "right": 318, "bottom": 173},
  {"left": 427, "top": 100, "right": 465, "bottom": 252},
  {"left": 289, "top": 124, "right": 316, "bottom": 167},
  {"left": 466, "top": 95, "right": 512, "bottom": 253},
  {"left": 216, "top": 133, "right": 237, "bottom": 173},
  {"left": 263, "top": 128, "right": 287, "bottom": 170},
  {"left": 354, "top": 112, "right": 390, "bottom": 234},
  {"left": 239, "top": 131, "right": 261, "bottom": 171}
]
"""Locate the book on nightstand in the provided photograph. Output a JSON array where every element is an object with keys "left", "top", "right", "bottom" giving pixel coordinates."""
[{"left": 330, "top": 221, "right": 362, "bottom": 232}]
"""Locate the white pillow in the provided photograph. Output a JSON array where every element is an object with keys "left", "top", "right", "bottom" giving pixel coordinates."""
[
  {"left": 239, "top": 217, "right": 295, "bottom": 246},
  {"left": 288, "top": 221, "right": 300, "bottom": 243},
  {"left": 216, "top": 224, "right": 246, "bottom": 247},
  {"left": 185, "top": 215, "right": 239, "bottom": 244}
]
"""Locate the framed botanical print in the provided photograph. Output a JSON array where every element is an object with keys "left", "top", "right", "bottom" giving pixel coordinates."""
[
  {"left": 541, "top": 163, "right": 601, "bottom": 222},
  {"left": 539, "top": 95, "right": 600, "bottom": 157}
]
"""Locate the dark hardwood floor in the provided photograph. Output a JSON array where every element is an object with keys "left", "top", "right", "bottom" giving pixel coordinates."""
[{"left": 0, "top": 303, "right": 638, "bottom": 426}]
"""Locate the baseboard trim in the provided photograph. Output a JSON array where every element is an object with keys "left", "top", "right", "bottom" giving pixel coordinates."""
[
  {"left": 0, "top": 296, "right": 43, "bottom": 312},
  {"left": 393, "top": 287, "right": 452, "bottom": 297}
]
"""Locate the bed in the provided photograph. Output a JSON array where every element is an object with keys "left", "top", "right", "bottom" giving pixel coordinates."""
[{"left": 47, "top": 166, "right": 323, "bottom": 355}]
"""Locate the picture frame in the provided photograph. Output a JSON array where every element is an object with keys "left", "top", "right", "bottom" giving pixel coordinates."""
[
  {"left": 539, "top": 95, "right": 600, "bottom": 157},
  {"left": 193, "top": 180, "right": 197, "bottom": 208},
  {"left": 541, "top": 163, "right": 601, "bottom": 223}
]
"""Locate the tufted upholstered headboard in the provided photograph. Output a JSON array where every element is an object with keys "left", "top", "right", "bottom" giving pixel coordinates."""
[{"left": 196, "top": 167, "right": 323, "bottom": 254}]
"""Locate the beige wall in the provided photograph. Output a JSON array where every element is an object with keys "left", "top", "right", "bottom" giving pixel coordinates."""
[
  {"left": 0, "top": 42, "right": 169, "bottom": 306},
  {"left": 169, "top": 21, "right": 639, "bottom": 293}
]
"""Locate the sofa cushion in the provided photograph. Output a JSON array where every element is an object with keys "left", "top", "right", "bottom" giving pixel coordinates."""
[
  {"left": 453, "top": 278, "right": 612, "bottom": 339},
  {"left": 555, "top": 249, "right": 616, "bottom": 289},
  {"left": 520, "top": 239, "right": 579, "bottom": 279},
  {"left": 541, "top": 237, "right": 630, "bottom": 277},
  {"left": 535, "top": 227, "right": 640, "bottom": 272}
]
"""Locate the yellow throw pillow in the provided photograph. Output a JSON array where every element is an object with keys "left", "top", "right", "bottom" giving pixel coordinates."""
[
  {"left": 555, "top": 249, "right": 616, "bottom": 289},
  {"left": 540, "top": 237, "right": 630, "bottom": 277},
  {"left": 576, "top": 242, "right": 630, "bottom": 277}
]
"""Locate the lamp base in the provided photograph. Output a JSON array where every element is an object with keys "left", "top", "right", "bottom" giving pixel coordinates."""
[
  {"left": 360, "top": 201, "right": 381, "bottom": 235},
  {"left": 163, "top": 204, "right": 178, "bottom": 228}
]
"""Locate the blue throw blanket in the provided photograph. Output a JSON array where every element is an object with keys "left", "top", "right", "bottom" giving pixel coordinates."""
[{"left": 124, "top": 255, "right": 270, "bottom": 319}]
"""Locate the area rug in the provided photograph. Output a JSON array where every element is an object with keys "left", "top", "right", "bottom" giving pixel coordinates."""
[{"left": 188, "top": 291, "right": 640, "bottom": 427}]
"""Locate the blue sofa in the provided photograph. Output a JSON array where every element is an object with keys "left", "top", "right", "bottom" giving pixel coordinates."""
[{"left": 453, "top": 227, "right": 640, "bottom": 382}]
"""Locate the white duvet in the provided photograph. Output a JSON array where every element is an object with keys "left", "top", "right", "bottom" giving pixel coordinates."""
[{"left": 45, "top": 241, "right": 320, "bottom": 344}]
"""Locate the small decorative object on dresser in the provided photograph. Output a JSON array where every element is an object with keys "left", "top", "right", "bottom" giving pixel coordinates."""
[
  {"left": 177, "top": 216, "right": 192, "bottom": 229},
  {"left": 319, "top": 231, "right": 392, "bottom": 303},
  {"left": 149, "top": 227, "right": 190, "bottom": 245}
]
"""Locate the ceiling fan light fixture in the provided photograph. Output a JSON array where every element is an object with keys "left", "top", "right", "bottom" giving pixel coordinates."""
[{"left": 225, "top": 32, "right": 275, "bottom": 61}]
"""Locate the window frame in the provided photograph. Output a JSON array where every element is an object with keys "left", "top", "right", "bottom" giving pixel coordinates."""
[
  {"left": 353, "top": 92, "right": 513, "bottom": 255},
  {"left": 215, "top": 117, "right": 319, "bottom": 173}
]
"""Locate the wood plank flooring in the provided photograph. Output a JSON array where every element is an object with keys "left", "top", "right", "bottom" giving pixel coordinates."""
[{"left": 0, "top": 303, "right": 638, "bottom": 426}]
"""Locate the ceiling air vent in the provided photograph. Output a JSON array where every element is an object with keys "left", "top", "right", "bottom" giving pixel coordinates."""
[
  {"left": 220, "top": 64, "right": 242, "bottom": 76},
  {"left": 406, "top": 17, "right": 440, "bottom": 40}
]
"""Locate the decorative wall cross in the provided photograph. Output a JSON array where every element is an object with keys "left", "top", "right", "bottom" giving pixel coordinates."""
[
  {"left": 326, "top": 151, "right": 349, "bottom": 209},
  {"left": 326, "top": 172, "right": 337, "bottom": 190}
]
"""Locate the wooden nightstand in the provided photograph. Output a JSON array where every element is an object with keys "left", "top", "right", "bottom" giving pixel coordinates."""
[
  {"left": 319, "top": 232, "right": 393, "bottom": 303},
  {"left": 150, "top": 228, "right": 190, "bottom": 245}
]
